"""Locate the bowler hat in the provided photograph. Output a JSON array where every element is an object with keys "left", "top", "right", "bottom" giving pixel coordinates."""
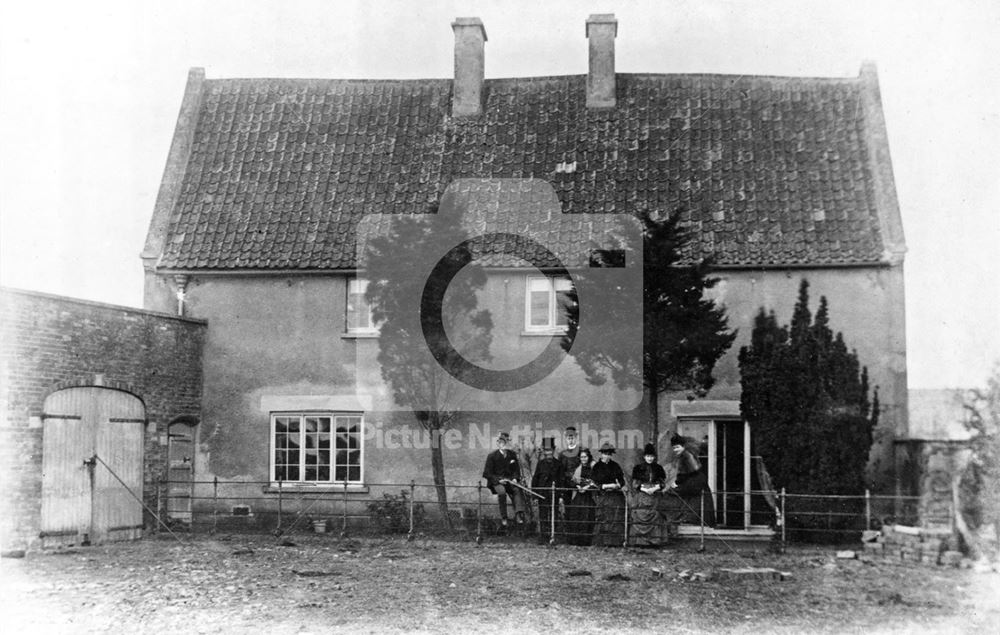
[
  {"left": 497, "top": 432, "right": 510, "bottom": 442},
  {"left": 669, "top": 434, "right": 684, "bottom": 446},
  {"left": 599, "top": 442, "right": 616, "bottom": 454}
]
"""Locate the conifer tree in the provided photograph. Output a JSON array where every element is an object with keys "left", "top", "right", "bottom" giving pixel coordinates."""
[
  {"left": 561, "top": 211, "right": 736, "bottom": 443},
  {"left": 739, "top": 279, "right": 878, "bottom": 538}
]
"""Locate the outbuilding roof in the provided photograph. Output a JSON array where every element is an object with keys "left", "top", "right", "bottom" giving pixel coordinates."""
[{"left": 145, "top": 68, "right": 905, "bottom": 271}]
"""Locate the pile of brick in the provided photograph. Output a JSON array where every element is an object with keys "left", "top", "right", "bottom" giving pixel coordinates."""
[{"left": 862, "top": 525, "right": 964, "bottom": 567}]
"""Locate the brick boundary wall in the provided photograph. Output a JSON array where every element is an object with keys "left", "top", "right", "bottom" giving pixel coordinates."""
[{"left": 0, "top": 287, "right": 206, "bottom": 552}]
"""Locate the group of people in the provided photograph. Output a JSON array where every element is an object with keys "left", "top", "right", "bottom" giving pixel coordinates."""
[{"left": 481, "top": 427, "right": 715, "bottom": 546}]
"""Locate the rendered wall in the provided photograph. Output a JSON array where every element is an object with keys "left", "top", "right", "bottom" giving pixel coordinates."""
[
  {"left": 662, "top": 264, "right": 908, "bottom": 491},
  {"left": 148, "top": 261, "right": 905, "bottom": 518}
]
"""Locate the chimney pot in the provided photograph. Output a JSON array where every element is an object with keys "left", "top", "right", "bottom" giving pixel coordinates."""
[
  {"left": 451, "top": 17, "right": 488, "bottom": 117},
  {"left": 586, "top": 14, "right": 618, "bottom": 108}
]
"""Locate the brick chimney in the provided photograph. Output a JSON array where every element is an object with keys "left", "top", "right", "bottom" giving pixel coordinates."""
[
  {"left": 586, "top": 14, "right": 617, "bottom": 108},
  {"left": 451, "top": 17, "right": 488, "bottom": 117}
]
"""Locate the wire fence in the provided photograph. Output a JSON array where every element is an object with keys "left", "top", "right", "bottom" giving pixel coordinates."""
[{"left": 153, "top": 477, "right": 932, "bottom": 547}]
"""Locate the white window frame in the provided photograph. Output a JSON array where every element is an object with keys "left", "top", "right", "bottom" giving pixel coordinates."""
[
  {"left": 524, "top": 275, "right": 573, "bottom": 332},
  {"left": 346, "top": 277, "right": 378, "bottom": 335},
  {"left": 269, "top": 412, "right": 365, "bottom": 485}
]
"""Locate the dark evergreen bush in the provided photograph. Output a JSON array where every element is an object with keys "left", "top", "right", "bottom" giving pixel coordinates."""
[{"left": 738, "top": 279, "right": 878, "bottom": 542}]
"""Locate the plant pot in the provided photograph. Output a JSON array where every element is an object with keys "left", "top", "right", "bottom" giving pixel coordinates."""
[{"left": 312, "top": 519, "right": 328, "bottom": 534}]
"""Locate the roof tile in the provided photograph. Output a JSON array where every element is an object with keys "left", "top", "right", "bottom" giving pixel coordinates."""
[{"left": 159, "top": 73, "right": 886, "bottom": 270}]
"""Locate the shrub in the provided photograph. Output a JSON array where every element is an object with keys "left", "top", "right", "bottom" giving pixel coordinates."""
[{"left": 366, "top": 490, "right": 425, "bottom": 534}]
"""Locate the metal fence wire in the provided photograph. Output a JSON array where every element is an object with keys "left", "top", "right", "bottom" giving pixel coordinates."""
[{"left": 152, "top": 477, "right": 930, "bottom": 547}]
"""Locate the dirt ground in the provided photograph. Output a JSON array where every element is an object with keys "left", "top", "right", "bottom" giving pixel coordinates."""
[{"left": 1, "top": 533, "right": 998, "bottom": 634}]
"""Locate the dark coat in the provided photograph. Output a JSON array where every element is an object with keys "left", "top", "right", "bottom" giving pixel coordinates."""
[
  {"left": 590, "top": 459, "right": 625, "bottom": 489},
  {"left": 631, "top": 462, "right": 667, "bottom": 489},
  {"left": 558, "top": 446, "right": 582, "bottom": 477},
  {"left": 483, "top": 449, "right": 521, "bottom": 494},
  {"left": 531, "top": 456, "right": 566, "bottom": 492}
]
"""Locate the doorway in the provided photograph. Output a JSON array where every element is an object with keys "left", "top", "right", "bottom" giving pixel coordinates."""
[
  {"left": 166, "top": 419, "right": 197, "bottom": 525},
  {"left": 40, "top": 387, "right": 146, "bottom": 547},
  {"left": 676, "top": 417, "right": 772, "bottom": 530}
]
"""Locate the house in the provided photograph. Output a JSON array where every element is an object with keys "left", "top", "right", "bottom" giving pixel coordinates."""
[{"left": 140, "top": 14, "right": 907, "bottom": 533}]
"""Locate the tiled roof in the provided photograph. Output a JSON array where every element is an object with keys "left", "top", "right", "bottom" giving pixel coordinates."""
[{"left": 156, "top": 72, "right": 895, "bottom": 270}]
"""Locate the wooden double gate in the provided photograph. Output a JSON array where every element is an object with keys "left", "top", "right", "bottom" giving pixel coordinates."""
[{"left": 40, "top": 387, "right": 146, "bottom": 547}]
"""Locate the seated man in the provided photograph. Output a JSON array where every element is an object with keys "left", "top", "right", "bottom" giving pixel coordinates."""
[{"left": 482, "top": 431, "right": 527, "bottom": 526}]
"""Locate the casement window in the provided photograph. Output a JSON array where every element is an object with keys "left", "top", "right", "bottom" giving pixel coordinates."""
[
  {"left": 346, "top": 278, "right": 376, "bottom": 334},
  {"left": 271, "top": 413, "right": 364, "bottom": 484},
  {"left": 525, "top": 275, "right": 573, "bottom": 331}
]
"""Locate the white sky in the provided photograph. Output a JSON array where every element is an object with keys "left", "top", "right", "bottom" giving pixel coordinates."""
[{"left": 1, "top": 0, "right": 998, "bottom": 389}]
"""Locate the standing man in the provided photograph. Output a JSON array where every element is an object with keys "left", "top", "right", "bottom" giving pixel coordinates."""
[
  {"left": 532, "top": 437, "right": 566, "bottom": 540},
  {"left": 483, "top": 432, "right": 526, "bottom": 526},
  {"left": 558, "top": 426, "right": 582, "bottom": 508}
]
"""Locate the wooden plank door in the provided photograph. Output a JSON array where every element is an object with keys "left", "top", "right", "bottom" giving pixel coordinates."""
[
  {"left": 166, "top": 422, "right": 196, "bottom": 524},
  {"left": 41, "top": 387, "right": 145, "bottom": 546},
  {"left": 92, "top": 390, "right": 146, "bottom": 544},
  {"left": 40, "top": 388, "right": 95, "bottom": 547}
]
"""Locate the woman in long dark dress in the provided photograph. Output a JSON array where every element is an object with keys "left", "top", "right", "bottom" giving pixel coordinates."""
[
  {"left": 629, "top": 443, "right": 669, "bottom": 546},
  {"left": 590, "top": 442, "right": 627, "bottom": 547},
  {"left": 565, "top": 448, "right": 597, "bottom": 545},
  {"left": 663, "top": 434, "right": 716, "bottom": 530}
]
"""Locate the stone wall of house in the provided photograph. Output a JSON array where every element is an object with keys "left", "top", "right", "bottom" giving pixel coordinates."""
[{"left": 0, "top": 287, "right": 205, "bottom": 552}]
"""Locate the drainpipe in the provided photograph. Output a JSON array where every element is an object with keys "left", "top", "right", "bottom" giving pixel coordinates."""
[{"left": 173, "top": 275, "right": 189, "bottom": 317}]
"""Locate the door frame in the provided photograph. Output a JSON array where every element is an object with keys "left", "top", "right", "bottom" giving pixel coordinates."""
[{"left": 670, "top": 399, "right": 764, "bottom": 531}]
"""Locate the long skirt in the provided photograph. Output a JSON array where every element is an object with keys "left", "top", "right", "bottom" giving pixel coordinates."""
[
  {"left": 565, "top": 491, "right": 596, "bottom": 546},
  {"left": 662, "top": 472, "right": 716, "bottom": 528},
  {"left": 592, "top": 491, "right": 626, "bottom": 547},
  {"left": 629, "top": 491, "right": 669, "bottom": 546}
]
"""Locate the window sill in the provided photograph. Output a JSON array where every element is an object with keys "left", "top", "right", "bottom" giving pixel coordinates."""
[
  {"left": 341, "top": 332, "right": 379, "bottom": 339},
  {"left": 521, "top": 329, "right": 567, "bottom": 337},
  {"left": 262, "top": 483, "right": 370, "bottom": 494}
]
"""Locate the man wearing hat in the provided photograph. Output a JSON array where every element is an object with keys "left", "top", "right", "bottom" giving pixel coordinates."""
[
  {"left": 558, "top": 426, "right": 582, "bottom": 509},
  {"left": 531, "top": 437, "right": 566, "bottom": 540},
  {"left": 482, "top": 432, "right": 527, "bottom": 526}
]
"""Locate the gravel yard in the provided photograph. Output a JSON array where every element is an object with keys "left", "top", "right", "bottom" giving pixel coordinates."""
[{"left": 2, "top": 534, "right": 998, "bottom": 633}]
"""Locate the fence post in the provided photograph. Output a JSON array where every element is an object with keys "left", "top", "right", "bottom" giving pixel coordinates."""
[
  {"left": 780, "top": 487, "right": 787, "bottom": 553},
  {"left": 476, "top": 482, "right": 483, "bottom": 544},
  {"left": 212, "top": 476, "right": 219, "bottom": 535},
  {"left": 340, "top": 481, "right": 348, "bottom": 538},
  {"left": 623, "top": 491, "right": 629, "bottom": 549},
  {"left": 277, "top": 479, "right": 283, "bottom": 535},
  {"left": 864, "top": 488, "right": 871, "bottom": 531},
  {"left": 549, "top": 483, "right": 556, "bottom": 546},
  {"left": 699, "top": 493, "right": 706, "bottom": 552},
  {"left": 408, "top": 479, "right": 416, "bottom": 541},
  {"left": 154, "top": 477, "right": 161, "bottom": 535}
]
